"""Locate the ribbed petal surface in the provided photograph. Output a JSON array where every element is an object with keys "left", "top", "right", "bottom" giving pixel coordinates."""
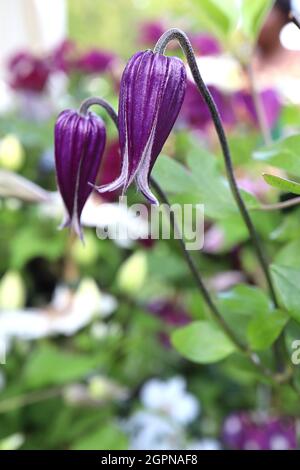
[
  {"left": 54, "top": 109, "right": 106, "bottom": 239},
  {"left": 98, "top": 50, "right": 186, "bottom": 204}
]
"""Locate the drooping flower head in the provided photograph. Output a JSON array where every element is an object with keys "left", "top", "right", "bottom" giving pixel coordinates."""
[
  {"left": 97, "top": 50, "right": 187, "bottom": 204},
  {"left": 54, "top": 109, "right": 106, "bottom": 239}
]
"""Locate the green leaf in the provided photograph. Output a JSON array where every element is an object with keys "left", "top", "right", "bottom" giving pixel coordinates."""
[
  {"left": 240, "top": 0, "right": 274, "bottom": 42},
  {"left": 275, "top": 240, "right": 300, "bottom": 268},
  {"left": 219, "top": 284, "right": 270, "bottom": 314},
  {"left": 23, "top": 344, "right": 104, "bottom": 388},
  {"left": 192, "top": 0, "right": 232, "bottom": 43},
  {"left": 218, "top": 284, "right": 271, "bottom": 342},
  {"left": 186, "top": 147, "right": 237, "bottom": 219},
  {"left": 263, "top": 173, "right": 300, "bottom": 196},
  {"left": 247, "top": 309, "right": 288, "bottom": 350},
  {"left": 152, "top": 155, "right": 198, "bottom": 195},
  {"left": 171, "top": 321, "right": 236, "bottom": 364},
  {"left": 193, "top": 0, "right": 273, "bottom": 47},
  {"left": 270, "top": 209, "right": 300, "bottom": 242},
  {"left": 154, "top": 142, "right": 259, "bottom": 222},
  {"left": 271, "top": 264, "right": 300, "bottom": 323},
  {"left": 71, "top": 423, "right": 128, "bottom": 450},
  {"left": 254, "top": 135, "right": 300, "bottom": 177},
  {"left": 10, "top": 224, "right": 66, "bottom": 269},
  {"left": 147, "top": 244, "right": 188, "bottom": 282}
]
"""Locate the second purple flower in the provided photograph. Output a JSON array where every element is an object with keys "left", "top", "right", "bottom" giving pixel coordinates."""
[{"left": 96, "top": 50, "right": 187, "bottom": 204}]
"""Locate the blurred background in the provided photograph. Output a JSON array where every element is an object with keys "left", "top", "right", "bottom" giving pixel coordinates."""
[{"left": 1, "top": 0, "right": 300, "bottom": 450}]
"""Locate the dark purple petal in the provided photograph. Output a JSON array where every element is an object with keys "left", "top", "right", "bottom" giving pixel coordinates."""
[
  {"left": 54, "top": 109, "right": 106, "bottom": 239},
  {"left": 97, "top": 50, "right": 186, "bottom": 204}
]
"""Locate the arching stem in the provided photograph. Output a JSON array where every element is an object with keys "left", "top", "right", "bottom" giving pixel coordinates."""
[
  {"left": 154, "top": 28, "right": 279, "bottom": 309},
  {"left": 79, "top": 97, "right": 118, "bottom": 127}
]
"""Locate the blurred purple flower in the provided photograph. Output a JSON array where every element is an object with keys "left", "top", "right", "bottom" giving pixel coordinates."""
[
  {"left": 234, "top": 89, "right": 281, "bottom": 130},
  {"left": 139, "top": 20, "right": 166, "bottom": 45},
  {"left": 181, "top": 81, "right": 235, "bottom": 131},
  {"left": 8, "top": 52, "right": 50, "bottom": 93},
  {"left": 49, "top": 39, "right": 77, "bottom": 73},
  {"left": 148, "top": 299, "right": 191, "bottom": 348},
  {"left": 191, "top": 34, "right": 221, "bottom": 56},
  {"left": 54, "top": 109, "right": 106, "bottom": 239},
  {"left": 96, "top": 50, "right": 187, "bottom": 204},
  {"left": 75, "top": 49, "right": 116, "bottom": 74},
  {"left": 148, "top": 300, "right": 191, "bottom": 327},
  {"left": 223, "top": 413, "right": 297, "bottom": 450},
  {"left": 208, "top": 271, "right": 246, "bottom": 292},
  {"left": 203, "top": 225, "right": 225, "bottom": 254},
  {"left": 237, "top": 176, "right": 270, "bottom": 200}
]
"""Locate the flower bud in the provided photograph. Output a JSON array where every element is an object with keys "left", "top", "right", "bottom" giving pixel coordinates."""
[{"left": 54, "top": 109, "right": 106, "bottom": 239}]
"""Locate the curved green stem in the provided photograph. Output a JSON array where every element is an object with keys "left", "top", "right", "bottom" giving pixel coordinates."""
[{"left": 154, "top": 28, "right": 279, "bottom": 309}]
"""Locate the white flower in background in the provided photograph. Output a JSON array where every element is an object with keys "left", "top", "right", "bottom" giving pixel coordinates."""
[
  {"left": 0, "top": 278, "right": 117, "bottom": 346},
  {"left": 40, "top": 193, "right": 149, "bottom": 248},
  {"left": 140, "top": 376, "right": 200, "bottom": 425},
  {"left": 85, "top": 197, "right": 149, "bottom": 247},
  {"left": 124, "top": 377, "right": 220, "bottom": 450},
  {"left": 187, "top": 438, "right": 221, "bottom": 450},
  {"left": 125, "top": 411, "right": 184, "bottom": 450}
]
